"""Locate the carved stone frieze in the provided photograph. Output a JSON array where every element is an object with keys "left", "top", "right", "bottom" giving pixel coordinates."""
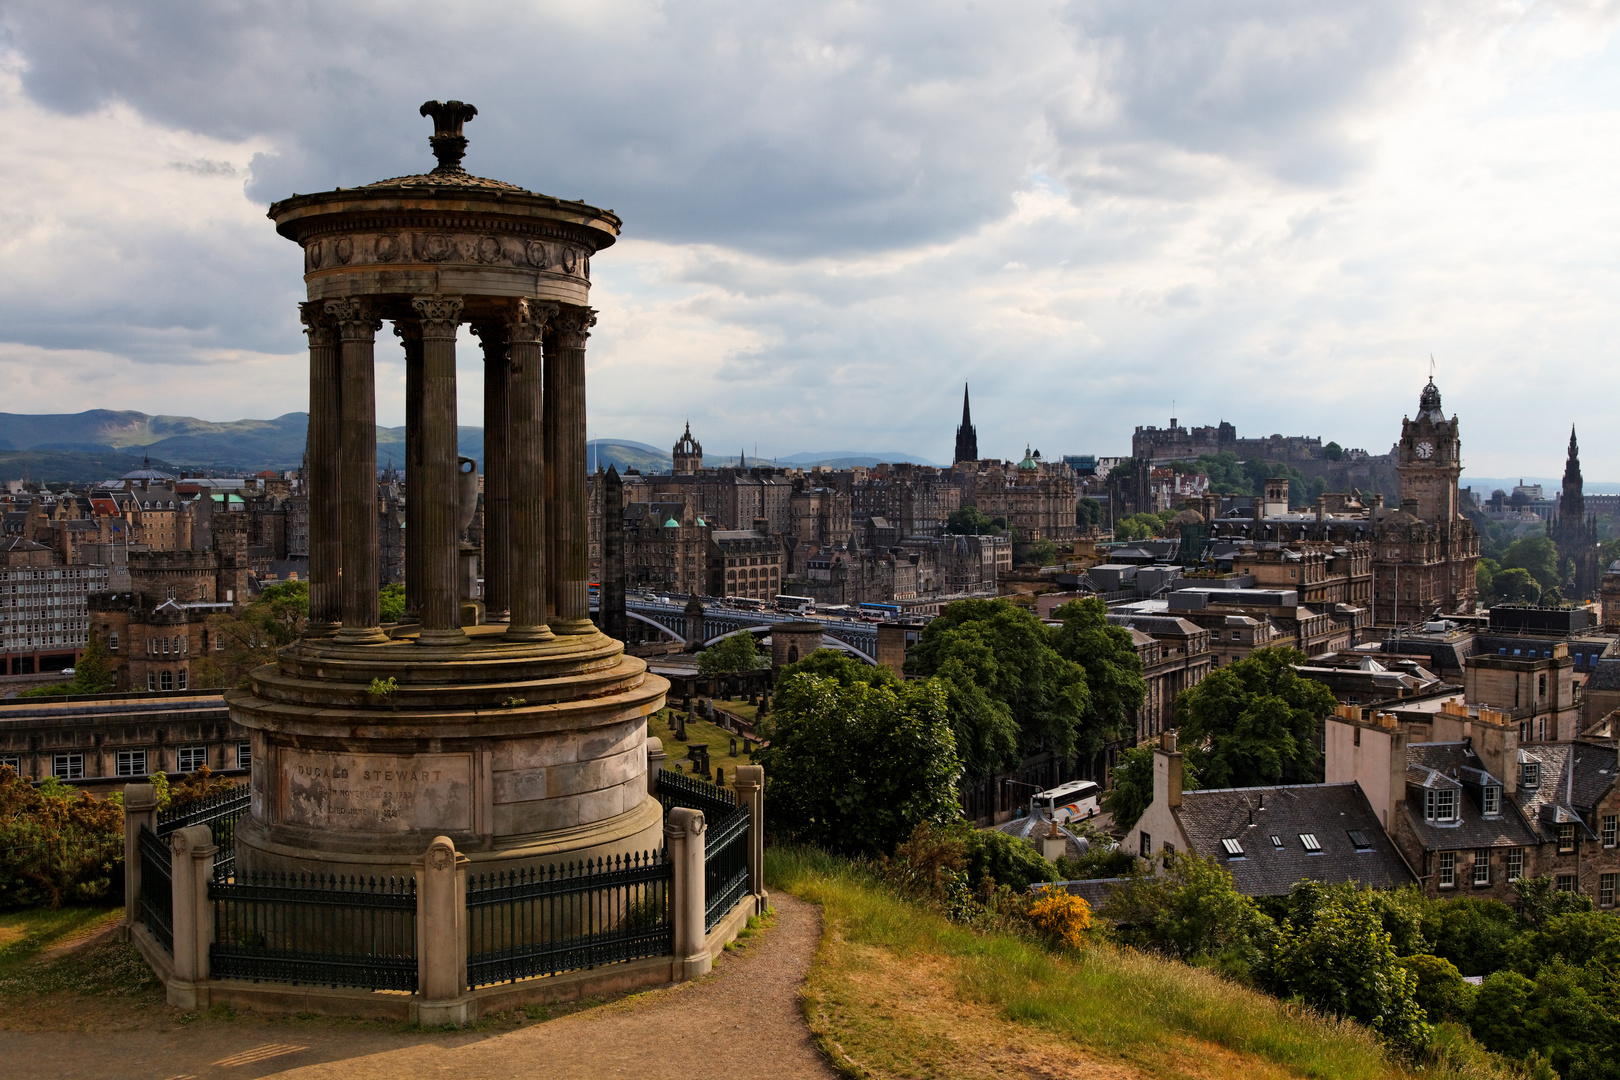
[{"left": 302, "top": 230, "right": 591, "bottom": 278}]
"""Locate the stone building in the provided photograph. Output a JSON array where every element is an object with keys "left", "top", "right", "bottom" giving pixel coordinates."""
[
  {"left": 957, "top": 451, "right": 1077, "bottom": 545},
  {"left": 0, "top": 536, "right": 109, "bottom": 675},
  {"left": 708, "top": 523, "right": 782, "bottom": 601},
  {"left": 622, "top": 500, "right": 711, "bottom": 596},
  {"left": 1106, "top": 613, "right": 1214, "bottom": 743},
  {"left": 953, "top": 383, "right": 978, "bottom": 465},
  {"left": 1371, "top": 378, "right": 1479, "bottom": 622},
  {"left": 1552, "top": 427, "right": 1601, "bottom": 598}
]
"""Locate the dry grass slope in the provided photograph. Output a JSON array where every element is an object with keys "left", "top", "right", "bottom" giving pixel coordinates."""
[{"left": 768, "top": 847, "right": 1520, "bottom": 1080}]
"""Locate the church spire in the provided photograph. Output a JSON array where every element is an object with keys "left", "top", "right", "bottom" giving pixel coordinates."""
[{"left": 954, "top": 382, "right": 978, "bottom": 464}]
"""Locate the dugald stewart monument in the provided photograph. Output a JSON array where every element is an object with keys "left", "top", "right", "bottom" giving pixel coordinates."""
[{"left": 233, "top": 101, "right": 669, "bottom": 878}]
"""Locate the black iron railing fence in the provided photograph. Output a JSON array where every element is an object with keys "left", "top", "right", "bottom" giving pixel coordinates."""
[
  {"left": 655, "top": 768, "right": 736, "bottom": 820},
  {"left": 158, "top": 786, "right": 251, "bottom": 881},
  {"left": 209, "top": 871, "right": 418, "bottom": 992},
  {"left": 136, "top": 824, "right": 173, "bottom": 954},
  {"left": 705, "top": 804, "right": 751, "bottom": 931},
  {"left": 465, "top": 851, "right": 672, "bottom": 989}
]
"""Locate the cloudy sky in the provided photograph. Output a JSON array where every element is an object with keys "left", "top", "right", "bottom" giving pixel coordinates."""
[{"left": 0, "top": 1, "right": 1616, "bottom": 478}]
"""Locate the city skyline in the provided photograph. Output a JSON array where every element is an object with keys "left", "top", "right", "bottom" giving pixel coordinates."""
[{"left": 0, "top": 4, "right": 1617, "bottom": 476}]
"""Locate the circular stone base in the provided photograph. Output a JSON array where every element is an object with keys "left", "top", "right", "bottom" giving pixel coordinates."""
[{"left": 234, "top": 793, "right": 667, "bottom": 881}]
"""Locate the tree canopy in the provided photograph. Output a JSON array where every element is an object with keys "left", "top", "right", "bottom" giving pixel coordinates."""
[
  {"left": 779, "top": 648, "right": 897, "bottom": 689},
  {"left": 1501, "top": 535, "right": 1561, "bottom": 594},
  {"left": 906, "top": 598, "right": 1141, "bottom": 780},
  {"left": 194, "top": 580, "right": 308, "bottom": 690},
  {"left": 1172, "top": 646, "right": 1334, "bottom": 788},
  {"left": 756, "top": 673, "right": 961, "bottom": 856},
  {"left": 696, "top": 631, "right": 769, "bottom": 677},
  {"left": 945, "top": 506, "right": 1008, "bottom": 537},
  {"left": 1103, "top": 742, "right": 1198, "bottom": 832}
]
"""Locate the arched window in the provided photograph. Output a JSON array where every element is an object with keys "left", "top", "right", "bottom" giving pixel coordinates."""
[
  {"left": 787, "top": 645, "right": 799, "bottom": 663},
  {"left": 160, "top": 670, "right": 174, "bottom": 691}
]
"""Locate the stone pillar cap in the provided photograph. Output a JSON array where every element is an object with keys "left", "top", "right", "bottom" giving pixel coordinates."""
[
  {"left": 733, "top": 764, "right": 764, "bottom": 790},
  {"left": 665, "top": 805, "right": 706, "bottom": 836},
  {"left": 123, "top": 783, "right": 159, "bottom": 812}
]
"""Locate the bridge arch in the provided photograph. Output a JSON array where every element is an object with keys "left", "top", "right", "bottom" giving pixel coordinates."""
[
  {"left": 627, "top": 611, "right": 685, "bottom": 643},
  {"left": 702, "top": 627, "right": 876, "bottom": 666}
]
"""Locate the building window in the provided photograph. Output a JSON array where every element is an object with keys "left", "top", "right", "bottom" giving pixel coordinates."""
[
  {"left": 1299, "top": 833, "right": 1322, "bottom": 853},
  {"left": 1522, "top": 761, "right": 1541, "bottom": 788},
  {"left": 1539, "top": 673, "right": 1547, "bottom": 698},
  {"left": 0, "top": 755, "right": 21, "bottom": 774},
  {"left": 177, "top": 669, "right": 187, "bottom": 690},
  {"left": 177, "top": 746, "right": 206, "bottom": 773},
  {"left": 1559, "top": 824, "right": 1576, "bottom": 854},
  {"left": 1438, "top": 850, "right": 1456, "bottom": 888},
  {"left": 115, "top": 750, "right": 148, "bottom": 777},
  {"left": 1139, "top": 832, "right": 1152, "bottom": 858},
  {"left": 108, "top": 631, "right": 118, "bottom": 652},
  {"left": 1473, "top": 849, "right": 1491, "bottom": 886},
  {"left": 1604, "top": 815, "right": 1617, "bottom": 849},
  {"left": 146, "top": 671, "right": 156, "bottom": 691},
  {"left": 1426, "top": 788, "right": 1458, "bottom": 823},
  {"left": 52, "top": 753, "right": 84, "bottom": 780},
  {"left": 1507, "top": 848, "right": 1524, "bottom": 881},
  {"left": 1483, "top": 786, "right": 1500, "bottom": 816},
  {"left": 159, "top": 670, "right": 173, "bottom": 691},
  {"left": 1603, "top": 874, "right": 1618, "bottom": 908},
  {"left": 236, "top": 743, "right": 252, "bottom": 770},
  {"left": 1557, "top": 874, "right": 1577, "bottom": 893}
]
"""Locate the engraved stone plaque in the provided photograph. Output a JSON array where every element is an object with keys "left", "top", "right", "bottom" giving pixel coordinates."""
[{"left": 279, "top": 751, "right": 473, "bottom": 833}]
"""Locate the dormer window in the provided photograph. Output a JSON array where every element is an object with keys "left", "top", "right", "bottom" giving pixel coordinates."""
[
  {"left": 1426, "top": 788, "right": 1458, "bottom": 823},
  {"left": 1482, "top": 786, "right": 1500, "bottom": 816},
  {"left": 1221, "top": 838, "right": 1245, "bottom": 858},
  {"left": 1523, "top": 762, "right": 1542, "bottom": 788}
]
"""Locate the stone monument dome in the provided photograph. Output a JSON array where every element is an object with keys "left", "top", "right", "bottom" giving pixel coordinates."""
[{"left": 230, "top": 103, "right": 667, "bottom": 879}]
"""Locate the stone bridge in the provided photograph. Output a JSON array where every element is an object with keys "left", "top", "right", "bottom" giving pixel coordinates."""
[{"left": 593, "top": 599, "right": 883, "bottom": 664}]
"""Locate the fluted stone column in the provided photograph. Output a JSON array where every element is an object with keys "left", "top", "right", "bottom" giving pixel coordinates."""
[
  {"left": 546, "top": 305, "right": 595, "bottom": 634},
  {"left": 301, "top": 302, "right": 342, "bottom": 635},
  {"left": 328, "top": 298, "right": 387, "bottom": 644},
  {"left": 395, "top": 320, "right": 424, "bottom": 624},
  {"left": 475, "top": 322, "right": 511, "bottom": 623},
  {"left": 412, "top": 295, "right": 468, "bottom": 647},
  {"left": 505, "top": 299, "right": 556, "bottom": 642}
]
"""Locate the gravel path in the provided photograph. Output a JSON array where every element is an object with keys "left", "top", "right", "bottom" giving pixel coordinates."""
[
  {"left": 273, "top": 892, "right": 836, "bottom": 1080},
  {"left": 1, "top": 894, "right": 835, "bottom": 1080}
]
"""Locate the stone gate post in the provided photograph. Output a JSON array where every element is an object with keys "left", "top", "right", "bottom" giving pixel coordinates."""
[
  {"left": 122, "top": 783, "right": 158, "bottom": 939},
  {"left": 664, "top": 806, "right": 709, "bottom": 980},
  {"left": 732, "top": 765, "right": 767, "bottom": 914},
  {"left": 646, "top": 736, "right": 666, "bottom": 796},
  {"left": 414, "top": 835, "right": 473, "bottom": 1026},
  {"left": 168, "top": 824, "right": 216, "bottom": 1008}
]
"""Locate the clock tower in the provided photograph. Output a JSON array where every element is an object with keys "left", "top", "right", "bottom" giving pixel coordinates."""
[{"left": 1396, "top": 377, "right": 1461, "bottom": 523}]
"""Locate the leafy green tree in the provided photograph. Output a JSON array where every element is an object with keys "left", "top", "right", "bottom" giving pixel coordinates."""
[
  {"left": 756, "top": 674, "right": 961, "bottom": 856},
  {"left": 1475, "top": 557, "right": 1500, "bottom": 607},
  {"left": 18, "top": 632, "right": 117, "bottom": 698},
  {"left": 1172, "top": 646, "right": 1335, "bottom": 788},
  {"left": 194, "top": 580, "right": 309, "bottom": 690},
  {"left": 1102, "top": 742, "right": 1198, "bottom": 833},
  {"left": 1420, "top": 896, "right": 1519, "bottom": 977},
  {"left": 379, "top": 583, "right": 407, "bottom": 623},
  {"left": 1101, "top": 850, "right": 1274, "bottom": 969},
  {"left": 1021, "top": 539, "right": 1059, "bottom": 567},
  {"left": 779, "top": 648, "right": 898, "bottom": 689},
  {"left": 1048, "top": 599, "right": 1146, "bottom": 734},
  {"left": 0, "top": 766, "right": 125, "bottom": 909},
  {"left": 1113, "top": 512, "right": 1168, "bottom": 541},
  {"left": 962, "top": 827, "right": 1059, "bottom": 892},
  {"left": 1492, "top": 567, "right": 1541, "bottom": 605},
  {"left": 1502, "top": 535, "right": 1561, "bottom": 593},
  {"left": 908, "top": 599, "right": 1096, "bottom": 770},
  {"left": 696, "top": 632, "right": 769, "bottom": 677},
  {"left": 1076, "top": 497, "right": 1104, "bottom": 529},
  {"left": 1472, "top": 961, "right": 1620, "bottom": 1078},
  {"left": 946, "top": 506, "right": 1007, "bottom": 536},
  {"left": 1324, "top": 441, "right": 1344, "bottom": 461},
  {"left": 1265, "top": 883, "right": 1429, "bottom": 1052},
  {"left": 1396, "top": 954, "right": 1475, "bottom": 1023},
  {"left": 1514, "top": 875, "right": 1595, "bottom": 928}
]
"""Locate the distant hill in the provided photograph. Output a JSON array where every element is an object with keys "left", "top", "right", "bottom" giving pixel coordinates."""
[{"left": 0, "top": 410, "right": 946, "bottom": 480}]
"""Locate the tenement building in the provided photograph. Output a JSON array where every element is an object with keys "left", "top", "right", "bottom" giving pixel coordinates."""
[{"left": 0, "top": 536, "right": 108, "bottom": 675}]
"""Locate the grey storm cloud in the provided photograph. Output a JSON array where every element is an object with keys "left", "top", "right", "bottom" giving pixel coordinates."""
[{"left": 0, "top": 0, "right": 1427, "bottom": 255}]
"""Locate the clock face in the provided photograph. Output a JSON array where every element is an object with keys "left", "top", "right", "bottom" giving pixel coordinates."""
[{"left": 1415, "top": 441, "right": 1435, "bottom": 460}]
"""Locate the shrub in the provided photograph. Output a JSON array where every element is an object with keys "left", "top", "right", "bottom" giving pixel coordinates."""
[
  {"left": 1024, "top": 890, "right": 1092, "bottom": 949},
  {"left": 1101, "top": 850, "right": 1274, "bottom": 971},
  {"left": 963, "top": 827, "right": 1059, "bottom": 893},
  {"left": 1396, "top": 954, "right": 1476, "bottom": 1023},
  {"left": 0, "top": 766, "right": 125, "bottom": 909}
]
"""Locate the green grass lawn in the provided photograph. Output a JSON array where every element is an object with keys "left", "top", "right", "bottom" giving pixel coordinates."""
[
  {"left": 647, "top": 707, "right": 756, "bottom": 791},
  {"left": 0, "top": 906, "right": 156, "bottom": 1001},
  {"left": 767, "top": 846, "right": 1515, "bottom": 1080}
]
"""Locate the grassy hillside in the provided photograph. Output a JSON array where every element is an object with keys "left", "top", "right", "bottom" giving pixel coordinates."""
[{"left": 768, "top": 847, "right": 1515, "bottom": 1080}]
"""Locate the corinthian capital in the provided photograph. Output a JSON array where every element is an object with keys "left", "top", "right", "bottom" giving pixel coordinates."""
[
  {"left": 549, "top": 305, "right": 597, "bottom": 350},
  {"left": 325, "top": 298, "right": 382, "bottom": 341},
  {"left": 502, "top": 298, "right": 560, "bottom": 346},
  {"left": 411, "top": 295, "right": 464, "bottom": 339},
  {"left": 299, "top": 301, "right": 337, "bottom": 347}
]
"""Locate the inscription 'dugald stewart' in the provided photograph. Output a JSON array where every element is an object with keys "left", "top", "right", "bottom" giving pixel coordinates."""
[{"left": 279, "top": 751, "right": 474, "bottom": 833}]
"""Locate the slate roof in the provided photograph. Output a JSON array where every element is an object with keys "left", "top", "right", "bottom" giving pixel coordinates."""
[
  {"left": 1512, "top": 743, "right": 1599, "bottom": 843},
  {"left": 0, "top": 535, "right": 49, "bottom": 553},
  {"left": 1175, "top": 782, "right": 1414, "bottom": 896},
  {"left": 994, "top": 809, "right": 1093, "bottom": 862},
  {"left": 1402, "top": 743, "right": 1540, "bottom": 851},
  {"left": 1569, "top": 742, "right": 1620, "bottom": 809},
  {"left": 1108, "top": 614, "right": 1205, "bottom": 638},
  {"left": 1588, "top": 658, "right": 1620, "bottom": 693}
]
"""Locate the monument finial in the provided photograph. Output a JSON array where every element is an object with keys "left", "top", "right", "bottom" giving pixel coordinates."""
[{"left": 419, "top": 100, "right": 479, "bottom": 173}]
